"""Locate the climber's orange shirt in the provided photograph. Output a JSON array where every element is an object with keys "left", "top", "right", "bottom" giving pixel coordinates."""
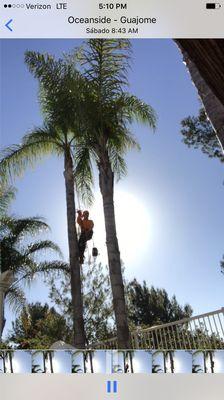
[{"left": 77, "top": 215, "right": 94, "bottom": 232}]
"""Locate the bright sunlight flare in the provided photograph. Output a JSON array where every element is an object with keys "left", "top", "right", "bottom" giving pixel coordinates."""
[{"left": 89, "top": 190, "right": 152, "bottom": 268}]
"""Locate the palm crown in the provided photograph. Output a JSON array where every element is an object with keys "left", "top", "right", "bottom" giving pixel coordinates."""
[{"left": 0, "top": 183, "right": 68, "bottom": 312}]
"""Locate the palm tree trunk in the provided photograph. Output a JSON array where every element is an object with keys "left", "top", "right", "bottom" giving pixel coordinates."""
[
  {"left": 83, "top": 353, "right": 87, "bottom": 373},
  {"left": 98, "top": 157, "right": 130, "bottom": 349},
  {"left": 49, "top": 352, "right": 54, "bottom": 374},
  {"left": 43, "top": 352, "right": 46, "bottom": 373},
  {"left": 209, "top": 351, "right": 215, "bottom": 373},
  {"left": 89, "top": 351, "right": 94, "bottom": 373},
  {"left": 64, "top": 150, "right": 86, "bottom": 349},
  {"left": 176, "top": 43, "right": 224, "bottom": 153},
  {"left": 1, "top": 353, "right": 7, "bottom": 373},
  {"left": 203, "top": 352, "right": 207, "bottom": 373},
  {"left": 169, "top": 352, "right": 175, "bottom": 373},
  {"left": 9, "top": 352, "right": 13, "bottom": 373},
  {"left": 163, "top": 353, "right": 167, "bottom": 373},
  {"left": 129, "top": 351, "right": 134, "bottom": 373},
  {"left": 0, "top": 290, "right": 5, "bottom": 340}
]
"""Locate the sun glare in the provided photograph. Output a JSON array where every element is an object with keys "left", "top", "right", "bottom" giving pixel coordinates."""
[{"left": 90, "top": 190, "right": 152, "bottom": 268}]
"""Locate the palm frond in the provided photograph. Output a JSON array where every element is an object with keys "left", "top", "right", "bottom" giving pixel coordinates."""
[
  {"left": 25, "top": 51, "right": 85, "bottom": 134},
  {"left": 25, "top": 51, "right": 63, "bottom": 87},
  {"left": 108, "top": 147, "right": 127, "bottom": 181},
  {"left": 0, "top": 184, "right": 16, "bottom": 216},
  {"left": 5, "top": 286, "right": 27, "bottom": 314},
  {"left": 22, "top": 126, "right": 64, "bottom": 150},
  {"left": 73, "top": 144, "right": 94, "bottom": 206},
  {"left": 0, "top": 138, "right": 58, "bottom": 183},
  {"left": 34, "top": 261, "right": 70, "bottom": 276},
  {"left": 118, "top": 93, "right": 157, "bottom": 130},
  {"left": 78, "top": 39, "right": 131, "bottom": 99},
  {"left": 2, "top": 216, "right": 50, "bottom": 244},
  {"left": 24, "top": 240, "right": 63, "bottom": 259}
]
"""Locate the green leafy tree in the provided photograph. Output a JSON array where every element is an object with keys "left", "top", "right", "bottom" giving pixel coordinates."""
[
  {"left": 181, "top": 108, "right": 224, "bottom": 163},
  {"left": 48, "top": 263, "right": 115, "bottom": 346},
  {"left": 127, "top": 279, "right": 193, "bottom": 328},
  {"left": 74, "top": 39, "right": 157, "bottom": 348},
  {"left": 7, "top": 303, "right": 72, "bottom": 349},
  {"left": 180, "top": 108, "right": 224, "bottom": 274},
  {"left": 221, "top": 258, "right": 224, "bottom": 275}
]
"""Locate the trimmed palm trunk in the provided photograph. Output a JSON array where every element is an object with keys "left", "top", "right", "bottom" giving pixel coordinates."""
[
  {"left": 98, "top": 154, "right": 130, "bottom": 349},
  {"left": 9, "top": 352, "right": 13, "bottom": 373},
  {"left": 169, "top": 352, "right": 175, "bottom": 374},
  {"left": 64, "top": 150, "right": 86, "bottom": 348},
  {"left": 43, "top": 352, "right": 47, "bottom": 373},
  {"left": 49, "top": 352, "right": 54, "bottom": 374},
  {"left": 203, "top": 352, "right": 207, "bottom": 373},
  {"left": 177, "top": 45, "right": 224, "bottom": 153}
]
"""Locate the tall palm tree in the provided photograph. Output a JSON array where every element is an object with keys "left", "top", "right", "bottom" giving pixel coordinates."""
[
  {"left": 0, "top": 54, "right": 90, "bottom": 348},
  {"left": 74, "top": 39, "right": 157, "bottom": 348}
]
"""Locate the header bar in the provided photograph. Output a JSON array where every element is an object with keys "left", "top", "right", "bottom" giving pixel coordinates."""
[{"left": 1, "top": 0, "right": 224, "bottom": 39}]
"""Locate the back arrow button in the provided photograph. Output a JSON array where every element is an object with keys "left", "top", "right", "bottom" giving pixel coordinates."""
[{"left": 5, "top": 19, "right": 13, "bottom": 32}]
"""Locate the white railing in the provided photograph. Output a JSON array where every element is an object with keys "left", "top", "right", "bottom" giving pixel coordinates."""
[{"left": 93, "top": 308, "right": 224, "bottom": 350}]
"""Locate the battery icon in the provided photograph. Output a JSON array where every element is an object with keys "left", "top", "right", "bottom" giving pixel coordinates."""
[{"left": 206, "top": 3, "right": 222, "bottom": 8}]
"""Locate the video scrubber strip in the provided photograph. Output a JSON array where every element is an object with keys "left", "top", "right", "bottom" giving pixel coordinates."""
[{"left": 0, "top": 350, "right": 224, "bottom": 374}]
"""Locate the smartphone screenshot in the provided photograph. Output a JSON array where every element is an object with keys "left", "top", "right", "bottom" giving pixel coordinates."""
[{"left": 0, "top": 1, "right": 224, "bottom": 399}]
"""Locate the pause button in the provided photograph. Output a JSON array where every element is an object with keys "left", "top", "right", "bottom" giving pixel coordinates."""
[{"left": 107, "top": 381, "right": 118, "bottom": 394}]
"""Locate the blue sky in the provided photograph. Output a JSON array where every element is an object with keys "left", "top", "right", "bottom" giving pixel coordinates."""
[{"left": 1, "top": 39, "right": 224, "bottom": 336}]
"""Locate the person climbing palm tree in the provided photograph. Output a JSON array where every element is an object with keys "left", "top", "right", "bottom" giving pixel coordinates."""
[{"left": 77, "top": 210, "right": 94, "bottom": 264}]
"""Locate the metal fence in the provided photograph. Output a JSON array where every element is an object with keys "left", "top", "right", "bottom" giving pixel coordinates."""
[{"left": 93, "top": 308, "right": 224, "bottom": 350}]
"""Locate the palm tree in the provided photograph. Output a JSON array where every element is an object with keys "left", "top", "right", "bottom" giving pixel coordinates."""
[
  {"left": 75, "top": 39, "right": 157, "bottom": 348},
  {"left": 152, "top": 364, "right": 163, "bottom": 373},
  {"left": 88, "top": 350, "right": 94, "bottom": 373},
  {"left": 204, "top": 350, "right": 215, "bottom": 373},
  {"left": 0, "top": 183, "right": 68, "bottom": 335},
  {"left": 152, "top": 351, "right": 164, "bottom": 373},
  {"left": 32, "top": 364, "right": 43, "bottom": 373},
  {"left": 32, "top": 351, "right": 46, "bottom": 373},
  {"left": 0, "top": 351, "right": 7, "bottom": 373},
  {"left": 192, "top": 364, "right": 204, "bottom": 373},
  {"left": 0, "top": 54, "right": 90, "bottom": 348},
  {"left": 72, "top": 364, "right": 83, "bottom": 373},
  {"left": 72, "top": 350, "right": 86, "bottom": 373},
  {"left": 192, "top": 350, "right": 205, "bottom": 373},
  {"left": 6, "top": 351, "right": 14, "bottom": 373},
  {"left": 48, "top": 351, "right": 54, "bottom": 374},
  {"left": 127, "top": 351, "right": 134, "bottom": 373},
  {"left": 161, "top": 351, "right": 175, "bottom": 373}
]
